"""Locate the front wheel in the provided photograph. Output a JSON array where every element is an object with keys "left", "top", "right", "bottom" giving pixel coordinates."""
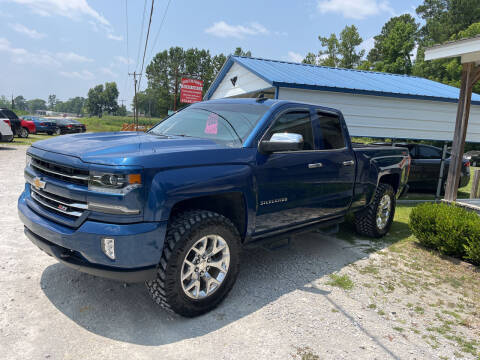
[
  {"left": 146, "top": 210, "right": 241, "bottom": 317},
  {"left": 354, "top": 183, "right": 395, "bottom": 238},
  {"left": 47, "top": 132, "right": 53, "bottom": 135}
]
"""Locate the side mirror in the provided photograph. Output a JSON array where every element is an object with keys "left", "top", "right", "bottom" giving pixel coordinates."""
[{"left": 259, "top": 133, "right": 304, "bottom": 153}]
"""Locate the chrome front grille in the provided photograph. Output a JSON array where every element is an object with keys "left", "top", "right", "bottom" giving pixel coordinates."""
[
  {"left": 30, "top": 187, "right": 87, "bottom": 219},
  {"left": 31, "top": 157, "right": 89, "bottom": 186}
]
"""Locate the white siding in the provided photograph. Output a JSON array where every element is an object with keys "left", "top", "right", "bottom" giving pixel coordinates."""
[
  {"left": 210, "top": 62, "right": 272, "bottom": 99},
  {"left": 279, "top": 88, "right": 480, "bottom": 142}
]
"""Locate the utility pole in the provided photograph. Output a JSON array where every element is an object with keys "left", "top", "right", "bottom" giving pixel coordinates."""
[
  {"left": 128, "top": 72, "right": 141, "bottom": 131},
  {"left": 119, "top": 99, "right": 126, "bottom": 107}
]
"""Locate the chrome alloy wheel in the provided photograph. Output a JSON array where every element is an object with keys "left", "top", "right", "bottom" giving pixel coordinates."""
[
  {"left": 180, "top": 235, "right": 230, "bottom": 299},
  {"left": 376, "top": 194, "right": 392, "bottom": 230}
]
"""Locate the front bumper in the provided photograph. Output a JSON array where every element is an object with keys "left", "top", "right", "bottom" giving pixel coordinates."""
[
  {"left": 18, "top": 191, "right": 167, "bottom": 282},
  {"left": 1, "top": 133, "right": 13, "bottom": 142}
]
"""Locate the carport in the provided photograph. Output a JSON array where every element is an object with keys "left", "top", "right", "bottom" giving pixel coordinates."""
[
  {"left": 205, "top": 56, "right": 480, "bottom": 143},
  {"left": 205, "top": 55, "right": 480, "bottom": 199},
  {"left": 425, "top": 36, "right": 480, "bottom": 210}
]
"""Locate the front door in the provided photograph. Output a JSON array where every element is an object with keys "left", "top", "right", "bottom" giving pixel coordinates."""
[{"left": 254, "top": 108, "right": 355, "bottom": 234}]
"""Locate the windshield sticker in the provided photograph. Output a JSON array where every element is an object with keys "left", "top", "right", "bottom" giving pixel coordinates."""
[{"left": 204, "top": 114, "right": 219, "bottom": 135}]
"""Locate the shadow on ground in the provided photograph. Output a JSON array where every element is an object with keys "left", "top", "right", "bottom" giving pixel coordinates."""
[{"left": 40, "top": 227, "right": 401, "bottom": 349}]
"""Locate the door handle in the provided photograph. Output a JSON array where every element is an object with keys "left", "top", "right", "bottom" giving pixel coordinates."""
[
  {"left": 308, "top": 162, "right": 323, "bottom": 169},
  {"left": 343, "top": 160, "right": 355, "bottom": 166}
]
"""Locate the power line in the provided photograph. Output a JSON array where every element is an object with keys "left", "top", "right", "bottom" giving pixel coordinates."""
[
  {"left": 137, "top": 0, "right": 154, "bottom": 92},
  {"left": 122, "top": 0, "right": 130, "bottom": 105},
  {"left": 135, "top": 0, "right": 148, "bottom": 72},
  {"left": 147, "top": 0, "right": 172, "bottom": 60}
]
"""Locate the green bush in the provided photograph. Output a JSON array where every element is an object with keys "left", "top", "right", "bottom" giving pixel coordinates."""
[{"left": 409, "top": 203, "right": 480, "bottom": 265}]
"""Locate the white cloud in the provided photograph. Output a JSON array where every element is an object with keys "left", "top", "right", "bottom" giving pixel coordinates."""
[
  {"left": 317, "top": 0, "right": 394, "bottom": 19},
  {"left": 0, "top": 37, "right": 60, "bottom": 66},
  {"left": 114, "top": 56, "right": 134, "bottom": 65},
  {"left": 287, "top": 51, "right": 304, "bottom": 63},
  {"left": 107, "top": 33, "right": 123, "bottom": 41},
  {"left": 360, "top": 37, "right": 375, "bottom": 54},
  {"left": 59, "top": 70, "right": 94, "bottom": 80},
  {"left": 9, "top": 0, "right": 121, "bottom": 41},
  {"left": 9, "top": 23, "right": 46, "bottom": 39},
  {"left": 100, "top": 67, "right": 117, "bottom": 77},
  {"left": 205, "top": 21, "right": 269, "bottom": 38},
  {"left": 11, "top": 0, "right": 109, "bottom": 25},
  {"left": 57, "top": 51, "right": 93, "bottom": 63}
]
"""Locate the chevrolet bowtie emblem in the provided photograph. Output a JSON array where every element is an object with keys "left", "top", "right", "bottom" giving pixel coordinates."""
[{"left": 32, "top": 177, "right": 46, "bottom": 190}]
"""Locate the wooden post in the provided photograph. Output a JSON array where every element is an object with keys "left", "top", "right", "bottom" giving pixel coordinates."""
[
  {"left": 444, "top": 63, "right": 475, "bottom": 202},
  {"left": 471, "top": 170, "right": 480, "bottom": 199}
]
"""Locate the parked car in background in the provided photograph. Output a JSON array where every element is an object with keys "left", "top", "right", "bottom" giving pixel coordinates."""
[
  {"left": 0, "top": 118, "right": 13, "bottom": 142},
  {"left": 19, "top": 118, "right": 36, "bottom": 138},
  {"left": 0, "top": 108, "right": 21, "bottom": 137},
  {"left": 51, "top": 118, "right": 86, "bottom": 134},
  {"left": 68, "top": 119, "right": 87, "bottom": 132},
  {"left": 374, "top": 142, "right": 470, "bottom": 191},
  {"left": 22, "top": 116, "right": 57, "bottom": 135},
  {"left": 464, "top": 150, "right": 480, "bottom": 166}
]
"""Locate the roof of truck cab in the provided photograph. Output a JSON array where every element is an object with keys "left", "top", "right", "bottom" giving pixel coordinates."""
[{"left": 205, "top": 56, "right": 480, "bottom": 105}]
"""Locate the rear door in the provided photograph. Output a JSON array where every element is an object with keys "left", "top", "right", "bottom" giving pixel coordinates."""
[{"left": 416, "top": 145, "right": 443, "bottom": 188}]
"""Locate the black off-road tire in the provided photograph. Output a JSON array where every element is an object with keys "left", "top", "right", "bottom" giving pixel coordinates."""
[
  {"left": 146, "top": 210, "right": 241, "bottom": 317},
  {"left": 47, "top": 132, "right": 53, "bottom": 135},
  {"left": 354, "top": 183, "right": 395, "bottom": 238}
]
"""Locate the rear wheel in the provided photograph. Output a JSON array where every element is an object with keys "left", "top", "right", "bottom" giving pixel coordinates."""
[
  {"left": 146, "top": 210, "right": 241, "bottom": 317},
  {"left": 47, "top": 132, "right": 53, "bottom": 135},
  {"left": 354, "top": 183, "right": 395, "bottom": 238},
  {"left": 55, "top": 128, "right": 61, "bottom": 135},
  {"left": 18, "top": 127, "right": 28, "bottom": 138}
]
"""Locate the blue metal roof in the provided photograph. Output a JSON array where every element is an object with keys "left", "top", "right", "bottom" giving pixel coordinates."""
[{"left": 205, "top": 55, "right": 480, "bottom": 105}]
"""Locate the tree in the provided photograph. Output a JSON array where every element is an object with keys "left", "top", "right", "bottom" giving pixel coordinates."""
[
  {"left": 86, "top": 83, "right": 119, "bottom": 117},
  {"left": 318, "top": 33, "right": 340, "bottom": 67},
  {"left": 416, "top": 0, "right": 480, "bottom": 45},
  {"left": 86, "top": 85, "right": 104, "bottom": 116},
  {"left": 116, "top": 105, "right": 127, "bottom": 116},
  {"left": 338, "top": 25, "right": 365, "bottom": 69},
  {"left": 14, "top": 95, "right": 27, "bottom": 110},
  {"left": 26, "top": 99, "right": 47, "bottom": 112},
  {"left": 145, "top": 46, "right": 228, "bottom": 112},
  {"left": 103, "top": 82, "right": 119, "bottom": 114},
  {"left": 233, "top": 47, "right": 252, "bottom": 57},
  {"left": 48, "top": 94, "right": 57, "bottom": 110},
  {"left": 367, "top": 14, "right": 419, "bottom": 74},
  {"left": 302, "top": 52, "right": 318, "bottom": 65},
  {"left": 307, "top": 25, "right": 365, "bottom": 69}
]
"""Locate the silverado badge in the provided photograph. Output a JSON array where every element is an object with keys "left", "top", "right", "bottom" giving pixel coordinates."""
[{"left": 32, "top": 177, "right": 46, "bottom": 190}]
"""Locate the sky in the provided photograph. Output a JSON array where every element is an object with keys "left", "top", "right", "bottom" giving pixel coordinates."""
[{"left": 0, "top": 0, "right": 423, "bottom": 108}]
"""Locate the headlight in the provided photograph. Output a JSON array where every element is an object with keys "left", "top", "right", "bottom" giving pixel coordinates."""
[
  {"left": 88, "top": 171, "right": 142, "bottom": 194},
  {"left": 26, "top": 154, "right": 32, "bottom": 167}
]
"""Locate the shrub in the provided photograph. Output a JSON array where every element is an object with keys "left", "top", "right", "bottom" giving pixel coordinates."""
[{"left": 409, "top": 203, "right": 480, "bottom": 264}]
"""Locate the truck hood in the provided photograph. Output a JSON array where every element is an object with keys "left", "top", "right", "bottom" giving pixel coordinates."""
[{"left": 32, "top": 132, "right": 224, "bottom": 166}]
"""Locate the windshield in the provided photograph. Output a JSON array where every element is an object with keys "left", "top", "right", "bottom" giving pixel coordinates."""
[{"left": 148, "top": 103, "right": 270, "bottom": 147}]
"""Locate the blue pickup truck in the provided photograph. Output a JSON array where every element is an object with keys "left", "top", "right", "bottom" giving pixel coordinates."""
[{"left": 18, "top": 98, "right": 410, "bottom": 316}]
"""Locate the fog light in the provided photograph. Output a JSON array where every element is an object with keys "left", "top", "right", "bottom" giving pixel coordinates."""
[{"left": 101, "top": 238, "right": 115, "bottom": 260}]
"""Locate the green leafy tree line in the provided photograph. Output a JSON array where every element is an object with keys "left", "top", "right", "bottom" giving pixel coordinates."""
[{"left": 136, "top": 46, "right": 250, "bottom": 117}]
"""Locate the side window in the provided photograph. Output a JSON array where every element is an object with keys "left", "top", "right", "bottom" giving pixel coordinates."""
[
  {"left": 267, "top": 111, "right": 314, "bottom": 150},
  {"left": 418, "top": 146, "right": 441, "bottom": 159},
  {"left": 317, "top": 112, "right": 345, "bottom": 150}
]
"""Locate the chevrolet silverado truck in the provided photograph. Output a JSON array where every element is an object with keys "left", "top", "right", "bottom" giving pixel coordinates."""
[{"left": 18, "top": 98, "right": 410, "bottom": 317}]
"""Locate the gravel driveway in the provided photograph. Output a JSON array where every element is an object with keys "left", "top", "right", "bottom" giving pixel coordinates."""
[{"left": 0, "top": 145, "right": 474, "bottom": 360}]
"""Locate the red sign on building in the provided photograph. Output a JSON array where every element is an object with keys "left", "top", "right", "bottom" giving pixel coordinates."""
[{"left": 180, "top": 78, "right": 204, "bottom": 103}]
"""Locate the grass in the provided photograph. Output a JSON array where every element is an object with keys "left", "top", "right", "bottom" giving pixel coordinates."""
[{"left": 327, "top": 274, "right": 354, "bottom": 290}]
